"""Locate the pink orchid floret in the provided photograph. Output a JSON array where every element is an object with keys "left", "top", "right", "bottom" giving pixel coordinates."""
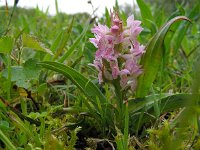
[{"left": 90, "top": 13, "right": 145, "bottom": 91}]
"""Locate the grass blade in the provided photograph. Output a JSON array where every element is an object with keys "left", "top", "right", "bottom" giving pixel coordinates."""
[
  {"left": 58, "top": 24, "right": 89, "bottom": 63},
  {"left": 9, "top": 112, "right": 41, "bottom": 146},
  {"left": 55, "top": 0, "right": 59, "bottom": 14},
  {"left": 44, "top": 18, "right": 74, "bottom": 61},
  {"left": 105, "top": 8, "right": 110, "bottom": 27},
  {"left": 0, "top": 129, "right": 16, "bottom": 150},
  {"left": 136, "top": 0, "right": 153, "bottom": 30}
]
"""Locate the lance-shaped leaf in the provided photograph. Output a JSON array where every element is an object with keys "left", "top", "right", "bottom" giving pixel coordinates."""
[
  {"left": 128, "top": 93, "right": 195, "bottom": 131},
  {"left": 129, "top": 93, "right": 191, "bottom": 115},
  {"left": 38, "top": 61, "right": 107, "bottom": 107},
  {"left": 136, "top": 16, "right": 191, "bottom": 97}
]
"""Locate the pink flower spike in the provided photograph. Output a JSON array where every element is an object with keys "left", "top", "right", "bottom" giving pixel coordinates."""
[
  {"left": 135, "top": 27, "right": 143, "bottom": 35},
  {"left": 111, "top": 25, "right": 119, "bottom": 34},
  {"left": 110, "top": 60, "right": 120, "bottom": 79},
  {"left": 98, "top": 71, "right": 103, "bottom": 84},
  {"left": 89, "top": 38, "right": 98, "bottom": 47},
  {"left": 127, "top": 15, "right": 141, "bottom": 27},
  {"left": 131, "top": 45, "right": 145, "bottom": 57},
  {"left": 129, "top": 79, "right": 137, "bottom": 91},
  {"left": 113, "top": 18, "right": 120, "bottom": 26},
  {"left": 89, "top": 12, "right": 145, "bottom": 91},
  {"left": 127, "top": 15, "right": 134, "bottom": 26},
  {"left": 91, "top": 24, "right": 109, "bottom": 36},
  {"left": 120, "top": 74, "right": 128, "bottom": 89},
  {"left": 120, "top": 69, "right": 130, "bottom": 75}
]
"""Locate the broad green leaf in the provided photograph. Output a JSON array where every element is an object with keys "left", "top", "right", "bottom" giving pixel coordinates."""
[
  {"left": 2, "top": 66, "right": 29, "bottom": 88},
  {"left": 0, "top": 36, "right": 14, "bottom": 54},
  {"left": 2, "top": 59, "right": 41, "bottom": 88},
  {"left": 23, "top": 58, "right": 40, "bottom": 80},
  {"left": 58, "top": 23, "right": 89, "bottom": 63},
  {"left": 2, "top": 66, "right": 25, "bottom": 81},
  {"left": 38, "top": 61, "right": 107, "bottom": 105},
  {"left": 22, "top": 34, "right": 53, "bottom": 55},
  {"left": 136, "top": 16, "right": 190, "bottom": 97}
]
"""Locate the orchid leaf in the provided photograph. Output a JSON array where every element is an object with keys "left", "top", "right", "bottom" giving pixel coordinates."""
[
  {"left": 129, "top": 93, "right": 191, "bottom": 115},
  {"left": 38, "top": 61, "right": 107, "bottom": 107},
  {"left": 129, "top": 93, "right": 196, "bottom": 131},
  {"left": 136, "top": 16, "right": 191, "bottom": 97}
]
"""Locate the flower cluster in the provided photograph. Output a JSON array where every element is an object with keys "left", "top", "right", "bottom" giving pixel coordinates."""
[{"left": 90, "top": 13, "right": 145, "bottom": 90}]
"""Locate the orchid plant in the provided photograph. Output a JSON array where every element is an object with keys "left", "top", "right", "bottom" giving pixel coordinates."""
[
  {"left": 89, "top": 12, "right": 145, "bottom": 132},
  {"left": 39, "top": 10, "right": 191, "bottom": 140},
  {"left": 0, "top": 0, "right": 197, "bottom": 149},
  {"left": 37, "top": 5, "right": 192, "bottom": 150}
]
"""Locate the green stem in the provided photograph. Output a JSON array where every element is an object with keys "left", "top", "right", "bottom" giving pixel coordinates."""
[
  {"left": 0, "top": 129, "right": 16, "bottom": 150},
  {"left": 7, "top": 53, "right": 11, "bottom": 101},
  {"left": 123, "top": 101, "right": 129, "bottom": 150},
  {"left": 20, "top": 98, "right": 27, "bottom": 115},
  {"left": 113, "top": 79, "right": 125, "bottom": 129},
  {"left": 113, "top": 80, "right": 129, "bottom": 150}
]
